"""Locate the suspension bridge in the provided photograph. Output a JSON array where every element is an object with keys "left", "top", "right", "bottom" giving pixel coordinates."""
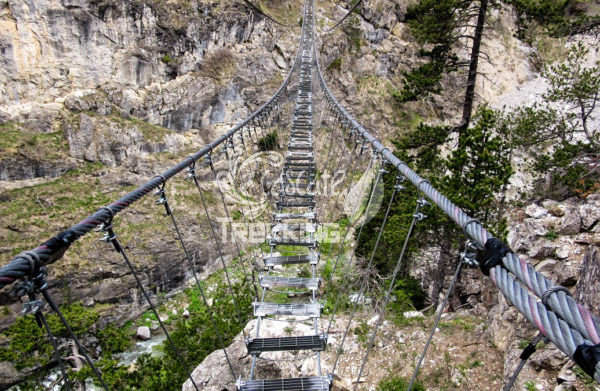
[{"left": 0, "top": 0, "right": 599, "bottom": 390}]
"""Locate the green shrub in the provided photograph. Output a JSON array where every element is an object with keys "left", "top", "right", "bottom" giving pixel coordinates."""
[
  {"left": 98, "top": 324, "right": 132, "bottom": 355},
  {"left": 327, "top": 57, "right": 342, "bottom": 72},
  {"left": 377, "top": 374, "right": 425, "bottom": 391},
  {"left": 258, "top": 130, "right": 279, "bottom": 151}
]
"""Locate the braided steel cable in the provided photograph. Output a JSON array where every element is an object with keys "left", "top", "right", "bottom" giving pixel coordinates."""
[
  {"left": 313, "top": 17, "right": 600, "bottom": 380},
  {"left": 196, "top": 173, "right": 249, "bottom": 338},
  {"left": 503, "top": 332, "right": 546, "bottom": 391},
  {"left": 99, "top": 224, "right": 201, "bottom": 391},
  {"left": 490, "top": 265, "right": 600, "bottom": 382},
  {"left": 206, "top": 151, "right": 260, "bottom": 302},
  {"left": 0, "top": 16, "right": 304, "bottom": 291},
  {"left": 501, "top": 252, "right": 600, "bottom": 345}
]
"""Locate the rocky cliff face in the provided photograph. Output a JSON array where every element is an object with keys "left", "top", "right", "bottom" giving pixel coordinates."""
[
  {"left": 0, "top": 0, "right": 299, "bottom": 333},
  {"left": 0, "top": 0, "right": 297, "bottom": 180}
]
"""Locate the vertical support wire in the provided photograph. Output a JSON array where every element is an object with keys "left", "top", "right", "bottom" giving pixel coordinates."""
[
  {"left": 322, "top": 129, "right": 364, "bottom": 280},
  {"left": 332, "top": 168, "right": 400, "bottom": 375},
  {"left": 206, "top": 150, "right": 260, "bottom": 302},
  {"left": 407, "top": 252, "right": 464, "bottom": 391},
  {"left": 98, "top": 222, "right": 201, "bottom": 391},
  {"left": 155, "top": 178, "right": 237, "bottom": 380},
  {"left": 324, "top": 151, "right": 378, "bottom": 336},
  {"left": 190, "top": 165, "right": 249, "bottom": 339},
  {"left": 32, "top": 295, "right": 71, "bottom": 391},
  {"left": 40, "top": 288, "right": 110, "bottom": 391},
  {"left": 353, "top": 188, "right": 426, "bottom": 389},
  {"left": 235, "top": 126, "right": 272, "bottom": 275}
]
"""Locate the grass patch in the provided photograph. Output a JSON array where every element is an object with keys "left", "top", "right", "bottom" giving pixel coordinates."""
[
  {"left": 0, "top": 122, "right": 68, "bottom": 160},
  {"left": 326, "top": 56, "right": 342, "bottom": 72}
]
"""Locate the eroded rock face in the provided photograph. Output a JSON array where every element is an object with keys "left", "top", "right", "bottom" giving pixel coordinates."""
[{"left": 0, "top": 0, "right": 295, "bottom": 182}]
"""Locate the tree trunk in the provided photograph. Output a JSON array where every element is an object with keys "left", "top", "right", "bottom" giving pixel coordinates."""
[{"left": 458, "top": 0, "right": 488, "bottom": 131}]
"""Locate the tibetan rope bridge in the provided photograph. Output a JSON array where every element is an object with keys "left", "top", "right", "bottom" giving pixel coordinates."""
[{"left": 0, "top": 0, "right": 599, "bottom": 390}]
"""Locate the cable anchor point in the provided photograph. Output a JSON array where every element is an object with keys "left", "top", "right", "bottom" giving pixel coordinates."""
[{"left": 460, "top": 240, "right": 480, "bottom": 267}]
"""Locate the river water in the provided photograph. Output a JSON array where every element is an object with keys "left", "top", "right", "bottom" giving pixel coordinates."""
[{"left": 9, "top": 332, "right": 166, "bottom": 390}]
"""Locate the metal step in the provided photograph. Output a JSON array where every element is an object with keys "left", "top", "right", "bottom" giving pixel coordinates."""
[
  {"left": 279, "top": 192, "right": 315, "bottom": 200},
  {"left": 269, "top": 237, "right": 317, "bottom": 247},
  {"left": 246, "top": 335, "right": 327, "bottom": 355},
  {"left": 260, "top": 276, "right": 320, "bottom": 290},
  {"left": 288, "top": 144, "right": 312, "bottom": 150},
  {"left": 276, "top": 200, "right": 315, "bottom": 208},
  {"left": 282, "top": 176, "right": 315, "bottom": 182},
  {"left": 284, "top": 167, "right": 315, "bottom": 174},
  {"left": 273, "top": 211, "right": 316, "bottom": 221},
  {"left": 236, "top": 376, "right": 332, "bottom": 391},
  {"left": 284, "top": 162, "right": 315, "bottom": 168},
  {"left": 286, "top": 155, "right": 314, "bottom": 161},
  {"left": 272, "top": 223, "right": 316, "bottom": 233},
  {"left": 253, "top": 302, "right": 322, "bottom": 317},
  {"left": 264, "top": 254, "right": 319, "bottom": 266}
]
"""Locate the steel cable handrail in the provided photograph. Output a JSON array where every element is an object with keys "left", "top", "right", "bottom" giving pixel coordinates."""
[
  {"left": 312, "top": 21, "right": 600, "bottom": 382},
  {"left": 0, "top": 26, "right": 304, "bottom": 292}
]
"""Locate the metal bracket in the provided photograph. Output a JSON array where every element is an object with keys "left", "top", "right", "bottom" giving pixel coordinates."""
[
  {"left": 22, "top": 299, "right": 44, "bottom": 316},
  {"left": 395, "top": 175, "right": 407, "bottom": 191},
  {"left": 413, "top": 212, "right": 427, "bottom": 221},
  {"left": 95, "top": 219, "right": 116, "bottom": 241},
  {"left": 460, "top": 240, "right": 480, "bottom": 267},
  {"left": 153, "top": 188, "right": 168, "bottom": 206}
]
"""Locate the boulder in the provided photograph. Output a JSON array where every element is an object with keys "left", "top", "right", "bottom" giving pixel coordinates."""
[
  {"left": 0, "top": 361, "right": 20, "bottom": 389},
  {"left": 525, "top": 204, "right": 547, "bottom": 218},
  {"left": 580, "top": 202, "right": 600, "bottom": 230},
  {"left": 136, "top": 326, "right": 151, "bottom": 340},
  {"left": 530, "top": 347, "right": 569, "bottom": 371},
  {"left": 559, "top": 209, "right": 581, "bottom": 235}
]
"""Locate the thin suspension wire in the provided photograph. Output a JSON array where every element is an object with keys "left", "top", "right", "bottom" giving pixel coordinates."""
[
  {"left": 101, "top": 230, "right": 201, "bottom": 391},
  {"left": 236, "top": 126, "right": 272, "bottom": 263},
  {"left": 207, "top": 152, "right": 259, "bottom": 301},
  {"left": 317, "top": 121, "right": 354, "bottom": 225},
  {"left": 194, "top": 167, "right": 248, "bottom": 338},
  {"left": 40, "top": 288, "right": 110, "bottom": 391},
  {"left": 503, "top": 332, "right": 546, "bottom": 391},
  {"left": 324, "top": 0, "right": 364, "bottom": 33},
  {"left": 242, "top": 0, "right": 297, "bottom": 27},
  {"left": 251, "top": 118, "right": 278, "bottom": 253},
  {"left": 157, "top": 182, "right": 237, "bottom": 379},
  {"left": 325, "top": 153, "right": 377, "bottom": 336},
  {"left": 353, "top": 193, "right": 425, "bottom": 389},
  {"left": 332, "top": 169, "right": 400, "bottom": 375},
  {"left": 35, "top": 302, "right": 71, "bottom": 391},
  {"left": 408, "top": 259, "right": 464, "bottom": 391},
  {"left": 322, "top": 134, "right": 363, "bottom": 279}
]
